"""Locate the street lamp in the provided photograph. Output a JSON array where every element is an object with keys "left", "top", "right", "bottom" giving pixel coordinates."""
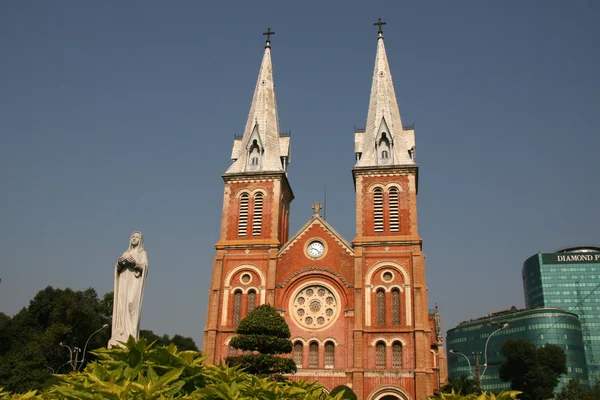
[
  {"left": 449, "top": 349, "right": 476, "bottom": 379},
  {"left": 481, "top": 322, "right": 509, "bottom": 379},
  {"left": 59, "top": 342, "right": 73, "bottom": 370},
  {"left": 77, "top": 324, "right": 109, "bottom": 371}
]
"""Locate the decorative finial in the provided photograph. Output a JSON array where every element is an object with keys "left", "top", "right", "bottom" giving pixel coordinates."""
[
  {"left": 374, "top": 18, "right": 386, "bottom": 37},
  {"left": 263, "top": 28, "right": 275, "bottom": 47},
  {"left": 312, "top": 201, "right": 323, "bottom": 217}
]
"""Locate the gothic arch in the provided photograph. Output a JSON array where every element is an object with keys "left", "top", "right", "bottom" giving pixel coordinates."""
[{"left": 367, "top": 385, "right": 412, "bottom": 400}]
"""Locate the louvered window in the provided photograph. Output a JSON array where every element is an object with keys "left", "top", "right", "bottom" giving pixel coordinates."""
[
  {"left": 392, "top": 341, "right": 403, "bottom": 368},
  {"left": 294, "top": 342, "right": 303, "bottom": 367},
  {"left": 376, "top": 289, "right": 386, "bottom": 325},
  {"left": 252, "top": 193, "right": 263, "bottom": 236},
  {"left": 376, "top": 342, "right": 386, "bottom": 368},
  {"left": 374, "top": 188, "right": 384, "bottom": 232},
  {"left": 309, "top": 342, "right": 319, "bottom": 368},
  {"left": 391, "top": 288, "right": 401, "bottom": 325},
  {"left": 238, "top": 194, "right": 249, "bottom": 236},
  {"left": 233, "top": 290, "right": 242, "bottom": 326},
  {"left": 389, "top": 187, "right": 399, "bottom": 232},
  {"left": 324, "top": 342, "right": 334, "bottom": 368},
  {"left": 247, "top": 290, "right": 256, "bottom": 314}
]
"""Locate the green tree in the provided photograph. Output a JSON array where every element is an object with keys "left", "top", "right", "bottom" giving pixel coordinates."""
[
  {"left": 330, "top": 385, "right": 358, "bottom": 400},
  {"left": 437, "top": 375, "right": 477, "bottom": 396},
  {"left": 499, "top": 338, "right": 567, "bottom": 400},
  {"left": 555, "top": 378, "right": 600, "bottom": 400},
  {"left": 140, "top": 330, "right": 199, "bottom": 351},
  {"left": 225, "top": 304, "right": 296, "bottom": 376}
]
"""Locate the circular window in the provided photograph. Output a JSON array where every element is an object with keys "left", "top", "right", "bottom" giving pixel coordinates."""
[
  {"left": 382, "top": 271, "right": 394, "bottom": 282},
  {"left": 241, "top": 273, "right": 252, "bottom": 284},
  {"left": 290, "top": 284, "right": 340, "bottom": 330}
]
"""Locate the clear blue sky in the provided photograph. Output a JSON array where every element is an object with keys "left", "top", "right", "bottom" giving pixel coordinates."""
[{"left": 1, "top": 1, "right": 598, "bottom": 348}]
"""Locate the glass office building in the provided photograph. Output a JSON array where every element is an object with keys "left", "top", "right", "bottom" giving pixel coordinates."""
[
  {"left": 447, "top": 307, "right": 587, "bottom": 392},
  {"left": 523, "top": 246, "right": 600, "bottom": 385}
]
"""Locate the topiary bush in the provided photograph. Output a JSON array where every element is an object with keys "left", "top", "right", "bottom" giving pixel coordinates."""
[
  {"left": 330, "top": 385, "right": 358, "bottom": 400},
  {"left": 226, "top": 304, "right": 296, "bottom": 376}
]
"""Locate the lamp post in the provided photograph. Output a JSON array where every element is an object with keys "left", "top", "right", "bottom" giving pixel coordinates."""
[
  {"left": 450, "top": 322, "right": 509, "bottom": 392},
  {"left": 449, "top": 349, "right": 476, "bottom": 379},
  {"left": 59, "top": 342, "right": 73, "bottom": 370},
  {"left": 77, "top": 324, "right": 109, "bottom": 371}
]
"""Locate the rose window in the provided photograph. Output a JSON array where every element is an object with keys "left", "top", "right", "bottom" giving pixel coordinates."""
[{"left": 291, "top": 284, "right": 339, "bottom": 330}]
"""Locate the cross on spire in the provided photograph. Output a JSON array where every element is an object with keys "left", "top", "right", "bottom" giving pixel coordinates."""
[
  {"left": 312, "top": 201, "right": 323, "bottom": 216},
  {"left": 263, "top": 28, "right": 275, "bottom": 47},
  {"left": 374, "top": 18, "right": 386, "bottom": 35}
]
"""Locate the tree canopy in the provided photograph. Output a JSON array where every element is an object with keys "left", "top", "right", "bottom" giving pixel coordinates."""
[
  {"left": 0, "top": 286, "right": 198, "bottom": 393},
  {"left": 226, "top": 304, "right": 296, "bottom": 376},
  {"left": 499, "top": 338, "right": 567, "bottom": 400},
  {"left": 330, "top": 385, "right": 358, "bottom": 400}
]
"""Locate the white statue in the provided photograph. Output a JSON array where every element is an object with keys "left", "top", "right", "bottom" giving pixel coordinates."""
[{"left": 108, "top": 231, "right": 148, "bottom": 348}]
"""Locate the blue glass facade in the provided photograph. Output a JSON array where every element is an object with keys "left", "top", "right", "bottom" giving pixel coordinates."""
[
  {"left": 446, "top": 308, "right": 587, "bottom": 392},
  {"left": 523, "top": 247, "right": 600, "bottom": 385}
]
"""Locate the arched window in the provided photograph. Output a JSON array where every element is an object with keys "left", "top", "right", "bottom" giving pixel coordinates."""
[
  {"left": 376, "top": 289, "right": 386, "bottom": 325},
  {"left": 324, "top": 341, "right": 335, "bottom": 368},
  {"left": 238, "top": 194, "right": 249, "bottom": 236},
  {"left": 232, "top": 290, "right": 242, "bottom": 326},
  {"left": 252, "top": 193, "right": 263, "bottom": 236},
  {"left": 381, "top": 150, "right": 388, "bottom": 159},
  {"left": 389, "top": 187, "right": 399, "bottom": 232},
  {"left": 294, "top": 342, "right": 303, "bottom": 367},
  {"left": 309, "top": 342, "right": 319, "bottom": 368},
  {"left": 378, "top": 133, "right": 391, "bottom": 164},
  {"left": 373, "top": 188, "right": 384, "bottom": 232},
  {"left": 376, "top": 341, "right": 386, "bottom": 368},
  {"left": 248, "top": 140, "right": 261, "bottom": 170},
  {"left": 391, "top": 288, "right": 401, "bottom": 325},
  {"left": 392, "top": 341, "right": 403, "bottom": 368},
  {"left": 247, "top": 290, "right": 256, "bottom": 314}
]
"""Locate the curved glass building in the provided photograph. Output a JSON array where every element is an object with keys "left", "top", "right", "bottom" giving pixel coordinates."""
[
  {"left": 523, "top": 245, "right": 600, "bottom": 385},
  {"left": 446, "top": 307, "right": 587, "bottom": 392}
]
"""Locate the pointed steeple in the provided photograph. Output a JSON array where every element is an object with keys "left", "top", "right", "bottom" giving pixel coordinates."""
[
  {"left": 355, "top": 19, "right": 415, "bottom": 167},
  {"left": 227, "top": 29, "right": 290, "bottom": 174}
]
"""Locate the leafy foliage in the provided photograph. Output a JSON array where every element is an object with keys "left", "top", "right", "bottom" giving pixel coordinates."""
[
  {"left": 427, "top": 390, "right": 521, "bottom": 400},
  {"left": 437, "top": 375, "right": 477, "bottom": 395},
  {"left": 0, "top": 339, "right": 338, "bottom": 399},
  {"left": 0, "top": 287, "right": 199, "bottom": 394},
  {"left": 555, "top": 378, "right": 600, "bottom": 400},
  {"left": 140, "top": 330, "right": 199, "bottom": 351},
  {"left": 226, "top": 305, "right": 295, "bottom": 376},
  {"left": 499, "top": 338, "right": 567, "bottom": 400},
  {"left": 330, "top": 385, "right": 358, "bottom": 400}
]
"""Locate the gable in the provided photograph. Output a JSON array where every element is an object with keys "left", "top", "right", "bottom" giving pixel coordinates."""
[{"left": 279, "top": 216, "right": 353, "bottom": 257}]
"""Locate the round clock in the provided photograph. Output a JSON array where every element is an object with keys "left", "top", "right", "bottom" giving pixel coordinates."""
[{"left": 307, "top": 240, "right": 324, "bottom": 258}]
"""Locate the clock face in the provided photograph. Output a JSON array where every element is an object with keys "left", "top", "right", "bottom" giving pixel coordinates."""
[{"left": 307, "top": 241, "right": 324, "bottom": 257}]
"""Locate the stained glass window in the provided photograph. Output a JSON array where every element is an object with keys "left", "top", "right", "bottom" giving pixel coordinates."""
[
  {"left": 391, "top": 288, "right": 401, "bottom": 325},
  {"left": 325, "top": 342, "right": 334, "bottom": 368},
  {"left": 233, "top": 290, "right": 242, "bottom": 326},
  {"left": 377, "top": 289, "right": 386, "bottom": 325},
  {"left": 392, "top": 341, "right": 402, "bottom": 368},
  {"left": 247, "top": 290, "right": 256, "bottom": 314},
  {"left": 294, "top": 342, "right": 303, "bottom": 367},
  {"left": 376, "top": 342, "right": 386, "bottom": 368},
  {"left": 309, "top": 342, "right": 319, "bottom": 368}
]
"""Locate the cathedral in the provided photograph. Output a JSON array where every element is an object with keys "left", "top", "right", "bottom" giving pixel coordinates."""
[{"left": 203, "top": 21, "right": 447, "bottom": 400}]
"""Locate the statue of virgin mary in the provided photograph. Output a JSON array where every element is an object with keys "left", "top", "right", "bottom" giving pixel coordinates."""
[{"left": 108, "top": 231, "right": 148, "bottom": 348}]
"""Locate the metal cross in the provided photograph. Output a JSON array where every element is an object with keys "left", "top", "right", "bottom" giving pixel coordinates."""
[
  {"left": 263, "top": 28, "right": 275, "bottom": 42},
  {"left": 374, "top": 18, "right": 386, "bottom": 34},
  {"left": 312, "top": 201, "right": 323, "bottom": 216}
]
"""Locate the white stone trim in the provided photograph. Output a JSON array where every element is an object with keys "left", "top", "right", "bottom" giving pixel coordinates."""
[
  {"left": 365, "top": 261, "right": 411, "bottom": 327},
  {"left": 366, "top": 384, "right": 413, "bottom": 400},
  {"left": 369, "top": 336, "right": 408, "bottom": 347}
]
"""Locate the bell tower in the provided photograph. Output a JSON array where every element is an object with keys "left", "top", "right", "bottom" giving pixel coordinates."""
[
  {"left": 203, "top": 30, "right": 293, "bottom": 363},
  {"left": 351, "top": 19, "right": 436, "bottom": 399}
]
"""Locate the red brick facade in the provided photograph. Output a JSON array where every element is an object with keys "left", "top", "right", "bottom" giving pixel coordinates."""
[{"left": 203, "top": 164, "right": 446, "bottom": 399}]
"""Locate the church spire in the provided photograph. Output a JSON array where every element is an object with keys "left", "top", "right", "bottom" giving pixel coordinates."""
[
  {"left": 226, "top": 29, "right": 290, "bottom": 174},
  {"left": 355, "top": 19, "right": 415, "bottom": 168}
]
